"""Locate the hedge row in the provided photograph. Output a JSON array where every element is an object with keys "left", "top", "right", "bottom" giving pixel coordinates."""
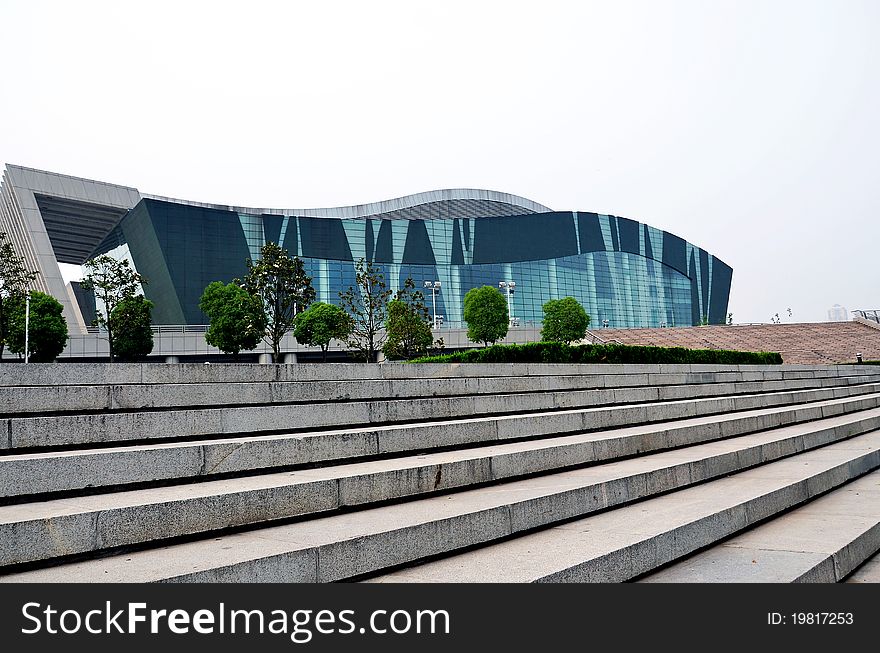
[{"left": 409, "top": 342, "right": 783, "bottom": 365}]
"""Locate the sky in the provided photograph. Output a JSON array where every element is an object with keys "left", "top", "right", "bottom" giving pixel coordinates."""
[{"left": 1, "top": 0, "right": 877, "bottom": 323}]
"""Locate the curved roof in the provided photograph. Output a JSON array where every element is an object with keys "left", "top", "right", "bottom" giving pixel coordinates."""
[{"left": 141, "top": 188, "right": 553, "bottom": 220}]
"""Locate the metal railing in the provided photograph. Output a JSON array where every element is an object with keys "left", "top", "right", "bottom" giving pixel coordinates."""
[
  {"left": 583, "top": 331, "right": 624, "bottom": 345},
  {"left": 151, "top": 324, "right": 210, "bottom": 333},
  {"left": 853, "top": 310, "right": 880, "bottom": 324},
  {"left": 87, "top": 325, "right": 211, "bottom": 334}
]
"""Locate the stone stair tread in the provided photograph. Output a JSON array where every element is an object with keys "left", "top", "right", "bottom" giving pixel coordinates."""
[
  {"left": 3, "top": 362, "right": 872, "bottom": 388},
  {"left": 4, "top": 427, "right": 880, "bottom": 583},
  {"left": 846, "top": 550, "right": 880, "bottom": 582},
  {"left": 4, "top": 370, "right": 813, "bottom": 413},
  {"left": 4, "top": 363, "right": 880, "bottom": 584},
  {"left": 637, "top": 471, "right": 880, "bottom": 582},
  {"left": 6, "top": 376, "right": 880, "bottom": 451},
  {"left": 8, "top": 389, "right": 880, "bottom": 498},
  {"left": 361, "top": 433, "right": 880, "bottom": 583},
  {"left": 5, "top": 405, "right": 879, "bottom": 525}
]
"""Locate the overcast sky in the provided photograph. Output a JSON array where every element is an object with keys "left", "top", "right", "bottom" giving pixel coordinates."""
[{"left": 2, "top": 0, "right": 877, "bottom": 323}]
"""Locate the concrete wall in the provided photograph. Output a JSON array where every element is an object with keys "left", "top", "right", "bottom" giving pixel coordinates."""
[{"left": 0, "top": 325, "right": 548, "bottom": 361}]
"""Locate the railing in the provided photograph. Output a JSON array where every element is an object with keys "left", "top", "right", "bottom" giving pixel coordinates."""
[
  {"left": 584, "top": 331, "right": 624, "bottom": 345},
  {"left": 151, "top": 325, "right": 210, "bottom": 334},
  {"left": 86, "top": 325, "right": 210, "bottom": 334},
  {"left": 853, "top": 310, "right": 880, "bottom": 324}
]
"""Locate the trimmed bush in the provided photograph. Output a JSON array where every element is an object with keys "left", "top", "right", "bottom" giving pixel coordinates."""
[
  {"left": 409, "top": 341, "right": 783, "bottom": 365},
  {"left": 463, "top": 285, "right": 508, "bottom": 346},
  {"left": 541, "top": 297, "right": 590, "bottom": 344},
  {"left": 109, "top": 295, "right": 154, "bottom": 362},
  {"left": 5, "top": 291, "right": 69, "bottom": 362}
]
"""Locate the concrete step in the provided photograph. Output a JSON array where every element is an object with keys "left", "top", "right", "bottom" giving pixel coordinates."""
[
  {"left": 7, "top": 376, "right": 880, "bottom": 451},
  {"left": 362, "top": 433, "right": 880, "bottom": 583},
  {"left": 636, "top": 470, "right": 880, "bottom": 582},
  {"left": 3, "top": 419, "right": 880, "bottom": 581},
  {"left": 3, "top": 368, "right": 875, "bottom": 415},
  {"left": 3, "top": 362, "right": 873, "bottom": 388},
  {"left": 4, "top": 370, "right": 854, "bottom": 414},
  {"left": 846, "top": 550, "right": 880, "bottom": 582},
  {"left": 4, "top": 392, "right": 880, "bottom": 499}
]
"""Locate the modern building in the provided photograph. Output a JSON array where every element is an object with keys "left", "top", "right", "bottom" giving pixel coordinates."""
[
  {"left": 827, "top": 304, "right": 849, "bottom": 322},
  {"left": 1, "top": 164, "right": 732, "bottom": 334}
]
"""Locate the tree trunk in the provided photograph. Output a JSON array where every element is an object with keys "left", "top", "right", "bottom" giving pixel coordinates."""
[{"left": 0, "top": 296, "right": 5, "bottom": 362}]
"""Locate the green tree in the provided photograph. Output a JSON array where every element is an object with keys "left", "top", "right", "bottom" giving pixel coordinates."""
[
  {"left": 0, "top": 232, "right": 39, "bottom": 360},
  {"left": 239, "top": 243, "right": 316, "bottom": 362},
  {"left": 108, "top": 295, "right": 154, "bottom": 361},
  {"left": 5, "top": 291, "right": 68, "bottom": 362},
  {"left": 81, "top": 255, "right": 147, "bottom": 362},
  {"left": 541, "top": 297, "right": 591, "bottom": 344},
  {"left": 199, "top": 281, "right": 266, "bottom": 358},
  {"left": 383, "top": 279, "right": 434, "bottom": 360},
  {"left": 293, "top": 301, "right": 351, "bottom": 362},
  {"left": 463, "top": 285, "right": 509, "bottom": 347},
  {"left": 338, "top": 258, "right": 392, "bottom": 362}
]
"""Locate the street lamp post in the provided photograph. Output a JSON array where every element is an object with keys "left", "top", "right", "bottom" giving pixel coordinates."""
[
  {"left": 423, "top": 281, "right": 441, "bottom": 329},
  {"left": 498, "top": 281, "right": 516, "bottom": 326},
  {"left": 24, "top": 292, "right": 30, "bottom": 364}
]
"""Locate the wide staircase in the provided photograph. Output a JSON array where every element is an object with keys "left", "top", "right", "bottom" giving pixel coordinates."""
[{"left": 1, "top": 361, "right": 880, "bottom": 583}]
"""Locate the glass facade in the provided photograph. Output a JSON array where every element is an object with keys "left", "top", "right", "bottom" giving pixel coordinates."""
[{"left": 91, "top": 195, "right": 732, "bottom": 329}]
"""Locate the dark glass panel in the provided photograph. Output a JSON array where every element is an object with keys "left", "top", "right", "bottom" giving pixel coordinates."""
[
  {"left": 662, "top": 231, "right": 688, "bottom": 276},
  {"left": 617, "top": 217, "right": 640, "bottom": 254},
  {"left": 282, "top": 216, "right": 298, "bottom": 255},
  {"left": 402, "top": 220, "right": 437, "bottom": 265},
  {"left": 643, "top": 224, "right": 654, "bottom": 260},
  {"left": 609, "top": 216, "right": 620, "bottom": 252},
  {"left": 709, "top": 257, "right": 733, "bottom": 324},
  {"left": 262, "top": 214, "right": 283, "bottom": 245},
  {"left": 374, "top": 220, "right": 394, "bottom": 262},
  {"left": 472, "top": 212, "right": 577, "bottom": 264},
  {"left": 451, "top": 218, "right": 465, "bottom": 265},
  {"left": 577, "top": 212, "right": 605, "bottom": 252},
  {"left": 689, "top": 249, "right": 701, "bottom": 326},
  {"left": 298, "top": 216, "right": 353, "bottom": 261},
  {"left": 365, "top": 220, "right": 374, "bottom": 261}
]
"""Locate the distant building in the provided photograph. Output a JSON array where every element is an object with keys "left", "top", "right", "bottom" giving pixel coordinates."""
[
  {"left": 827, "top": 304, "right": 849, "bottom": 322},
  {"left": 1, "top": 163, "right": 733, "bottom": 332}
]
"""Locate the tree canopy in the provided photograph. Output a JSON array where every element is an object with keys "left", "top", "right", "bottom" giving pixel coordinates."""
[
  {"left": 239, "top": 243, "right": 315, "bottom": 362},
  {"left": 338, "top": 258, "right": 392, "bottom": 362},
  {"left": 293, "top": 301, "right": 351, "bottom": 362},
  {"left": 0, "top": 231, "right": 39, "bottom": 360},
  {"left": 108, "top": 295, "right": 154, "bottom": 362},
  {"left": 81, "top": 255, "right": 148, "bottom": 362},
  {"left": 200, "top": 281, "right": 265, "bottom": 357},
  {"left": 383, "top": 278, "right": 434, "bottom": 360},
  {"left": 541, "top": 297, "right": 591, "bottom": 344},
  {"left": 5, "top": 291, "right": 68, "bottom": 362},
  {"left": 463, "top": 285, "right": 509, "bottom": 347}
]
